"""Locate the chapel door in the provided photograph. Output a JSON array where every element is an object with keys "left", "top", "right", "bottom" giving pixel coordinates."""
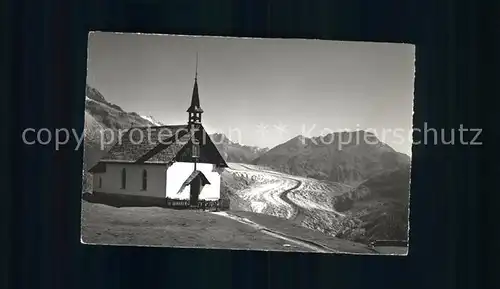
[{"left": 189, "top": 177, "right": 200, "bottom": 206}]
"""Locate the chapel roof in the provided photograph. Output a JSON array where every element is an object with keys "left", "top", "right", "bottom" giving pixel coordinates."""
[
  {"left": 100, "top": 125, "right": 189, "bottom": 163},
  {"left": 176, "top": 170, "right": 211, "bottom": 195},
  {"left": 89, "top": 124, "right": 228, "bottom": 171}
]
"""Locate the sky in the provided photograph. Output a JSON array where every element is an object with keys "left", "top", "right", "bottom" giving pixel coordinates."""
[{"left": 87, "top": 32, "right": 415, "bottom": 155}]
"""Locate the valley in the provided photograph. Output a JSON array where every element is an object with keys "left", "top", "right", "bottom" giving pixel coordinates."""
[{"left": 221, "top": 162, "right": 410, "bottom": 247}]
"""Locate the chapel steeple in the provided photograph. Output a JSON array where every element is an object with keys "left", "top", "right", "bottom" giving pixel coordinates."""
[{"left": 187, "top": 53, "right": 203, "bottom": 125}]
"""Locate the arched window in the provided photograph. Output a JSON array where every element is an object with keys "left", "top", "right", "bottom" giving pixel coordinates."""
[
  {"left": 121, "top": 168, "right": 126, "bottom": 189},
  {"left": 142, "top": 169, "right": 147, "bottom": 191}
]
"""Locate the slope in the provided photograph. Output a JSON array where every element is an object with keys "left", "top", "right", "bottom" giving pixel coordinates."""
[
  {"left": 334, "top": 165, "right": 411, "bottom": 244},
  {"left": 81, "top": 201, "right": 373, "bottom": 253}
]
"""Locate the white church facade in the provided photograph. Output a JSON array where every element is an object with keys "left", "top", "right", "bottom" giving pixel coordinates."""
[{"left": 88, "top": 69, "right": 228, "bottom": 209}]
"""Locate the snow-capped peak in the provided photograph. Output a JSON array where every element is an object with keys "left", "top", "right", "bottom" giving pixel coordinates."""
[{"left": 140, "top": 115, "right": 164, "bottom": 126}]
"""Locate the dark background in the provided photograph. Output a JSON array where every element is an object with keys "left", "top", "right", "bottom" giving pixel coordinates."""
[{"left": 3, "top": 0, "right": 490, "bottom": 289}]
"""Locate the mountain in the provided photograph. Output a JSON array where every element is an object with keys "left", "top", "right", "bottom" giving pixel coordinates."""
[
  {"left": 84, "top": 85, "right": 158, "bottom": 151},
  {"left": 140, "top": 115, "right": 164, "bottom": 126},
  {"left": 82, "top": 85, "right": 160, "bottom": 192},
  {"left": 253, "top": 132, "right": 410, "bottom": 186},
  {"left": 209, "top": 133, "right": 269, "bottom": 163},
  {"left": 85, "top": 85, "right": 156, "bottom": 131},
  {"left": 86, "top": 85, "right": 107, "bottom": 103}
]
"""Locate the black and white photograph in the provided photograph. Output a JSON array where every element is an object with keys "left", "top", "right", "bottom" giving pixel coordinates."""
[{"left": 81, "top": 32, "right": 415, "bottom": 255}]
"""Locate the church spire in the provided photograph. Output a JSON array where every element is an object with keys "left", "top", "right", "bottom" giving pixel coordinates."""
[
  {"left": 195, "top": 51, "right": 198, "bottom": 80},
  {"left": 187, "top": 53, "right": 203, "bottom": 124}
]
